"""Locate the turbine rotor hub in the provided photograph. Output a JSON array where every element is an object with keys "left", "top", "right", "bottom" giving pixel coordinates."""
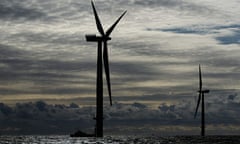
[{"left": 103, "top": 36, "right": 111, "bottom": 41}]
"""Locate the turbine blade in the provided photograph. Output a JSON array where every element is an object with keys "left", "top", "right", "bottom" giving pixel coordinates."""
[
  {"left": 105, "top": 11, "right": 127, "bottom": 37},
  {"left": 199, "top": 64, "right": 202, "bottom": 91},
  {"left": 194, "top": 93, "right": 201, "bottom": 118},
  {"left": 91, "top": 0, "right": 105, "bottom": 36},
  {"left": 103, "top": 41, "right": 112, "bottom": 106}
]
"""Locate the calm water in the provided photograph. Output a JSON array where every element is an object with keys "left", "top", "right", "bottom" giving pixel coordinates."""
[{"left": 0, "top": 135, "right": 240, "bottom": 144}]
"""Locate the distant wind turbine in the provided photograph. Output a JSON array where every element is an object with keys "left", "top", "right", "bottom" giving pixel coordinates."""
[
  {"left": 85, "top": 0, "right": 127, "bottom": 137},
  {"left": 194, "top": 64, "right": 210, "bottom": 136}
]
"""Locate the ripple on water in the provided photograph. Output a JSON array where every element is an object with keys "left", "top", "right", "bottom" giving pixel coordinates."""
[{"left": 0, "top": 135, "right": 240, "bottom": 144}]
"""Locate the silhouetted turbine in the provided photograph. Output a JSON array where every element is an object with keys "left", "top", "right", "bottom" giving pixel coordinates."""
[
  {"left": 194, "top": 64, "right": 210, "bottom": 136},
  {"left": 85, "top": 0, "right": 126, "bottom": 137}
]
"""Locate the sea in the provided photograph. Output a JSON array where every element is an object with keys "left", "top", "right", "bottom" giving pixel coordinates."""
[{"left": 0, "top": 135, "right": 240, "bottom": 144}]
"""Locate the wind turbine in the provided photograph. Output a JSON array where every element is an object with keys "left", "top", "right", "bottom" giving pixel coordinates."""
[
  {"left": 194, "top": 64, "right": 210, "bottom": 136},
  {"left": 85, "top": 0, "right": 127, "bottom": 137}
]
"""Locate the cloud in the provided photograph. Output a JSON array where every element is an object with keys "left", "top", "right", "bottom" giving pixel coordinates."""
[
  {"left": 105, "top": 91, "right": 240, "bottom": 126},
  {"left": 0, "top": 103, "right": 13, "bottom": 116},
  {"left": 216, "top": 30, "right": 240, "bottom": 45},
  {"left": 0, "top": 3, "right": 46, "bottom": 21},
  {"left": 0, "top": 101, "right": 95, "bottom": 134},
  {"left": 147, "top": 24, "right": 240, "bottom": 46},
  {"left": 111, "top": 0, "right": 216, "bottom": 16},
  {"left": 148, "top": 24, "right": 240, "bottom": 35},
  {"left": 0, "top": 44, "right": 96, "bottom": 95},
  {"left": 228, "top": 93, "right": 237, "bottom": 101},
  {"left": 0, "top": 91, "right": 240, "bottom": 135}
]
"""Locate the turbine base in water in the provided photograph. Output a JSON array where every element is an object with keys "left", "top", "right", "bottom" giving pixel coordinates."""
[{"left": 70, "top": 130, "right": 95, "bottom": 137}]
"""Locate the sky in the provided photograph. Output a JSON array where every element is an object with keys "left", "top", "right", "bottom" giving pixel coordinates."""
[{"left": 0, "top": 0, "right": 239, "bottom": 135}]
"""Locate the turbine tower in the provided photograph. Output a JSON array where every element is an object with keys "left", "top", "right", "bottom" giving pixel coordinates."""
[
  {"left": 194, "top": 64, "right": 210, "bottom": 136},
  {"left": 85, "top": 1, "right": 126, "bottom": 137}
]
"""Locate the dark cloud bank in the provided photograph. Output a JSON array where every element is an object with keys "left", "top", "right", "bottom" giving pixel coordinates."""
[{"left": 0, "top": 92, "right": 239, "bottom": 135}]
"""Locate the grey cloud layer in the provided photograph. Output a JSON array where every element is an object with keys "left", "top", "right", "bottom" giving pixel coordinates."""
[
  {"left": 0, "top": 3, "right": 46, "bottom": 21},
  {"left": 0, "top": 0, "right": 239, "bottom": 107},
  {"left": 0, "top": 43, "right": 167, "bottom": 95}
]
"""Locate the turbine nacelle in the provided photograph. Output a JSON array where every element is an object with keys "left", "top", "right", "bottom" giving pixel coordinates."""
[
  {"left": 86, "top": 34, "right": 101, "bottom": 42},
  {"left": 85, "top": 34, "right": 111, "bottom": 42}
]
